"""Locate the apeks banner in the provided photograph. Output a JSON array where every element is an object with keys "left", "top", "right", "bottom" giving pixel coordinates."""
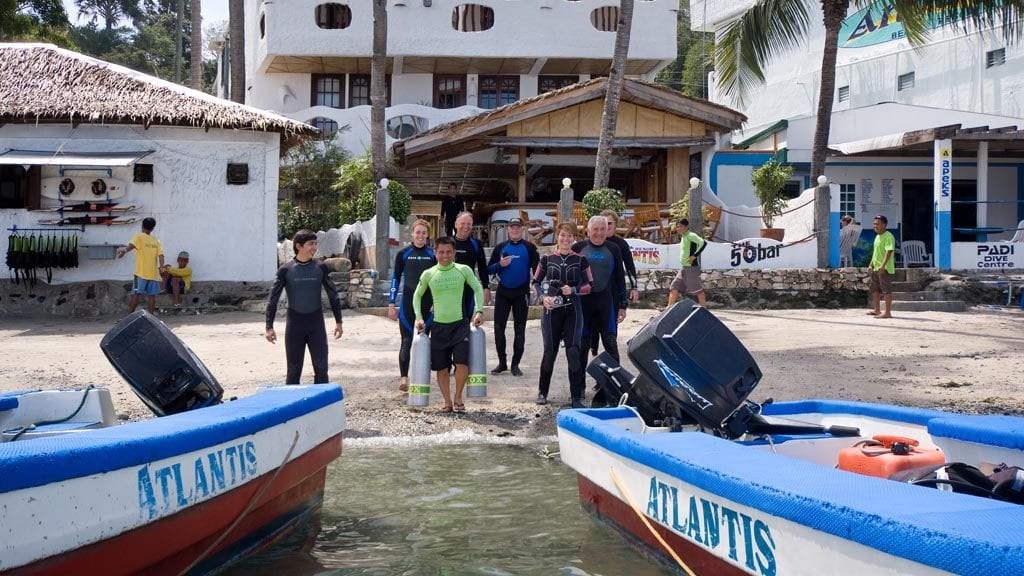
[
  {"left": 626, "top": 239, "right": 817, "bottom": 270},
  {"left": 840, "top": 2, "right": 952, "bottom": 49}
]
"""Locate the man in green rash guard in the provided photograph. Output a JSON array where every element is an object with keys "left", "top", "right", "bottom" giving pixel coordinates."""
[{"left": 414, "top": 236, "right": 485, "bottom": 413}]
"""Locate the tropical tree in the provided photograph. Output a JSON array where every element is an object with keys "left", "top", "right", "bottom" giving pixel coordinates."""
[
  {"left": 74, "top": 0, "right": 142, "bottom": 30},
  {"left": 715, "top": 0, "right": 1024, "bottom": 181},
  {"left": 593, "top": 0, "right": 634, "bottom": 190},
  {"left": 189, "top": 0, "right": 200, "bottom": 89},
  {"left": 1, "top": 0, "right": 71, "bottom": 43},
  {"left": 228, "top": 0, "right": 244, "bottom": 103},
  {"left": 370, "top": 0, "right": 387, "bottom": 184},
  {"left": 173, "top": 0, "right": 182, "bottom": 82}
]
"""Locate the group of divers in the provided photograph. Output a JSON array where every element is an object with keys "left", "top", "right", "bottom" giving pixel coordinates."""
[{"left": 268, "top": 209, "right": 707, "bottom": 413}]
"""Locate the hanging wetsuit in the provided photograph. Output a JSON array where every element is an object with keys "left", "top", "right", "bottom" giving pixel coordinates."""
[
  {"left": 533, "top": 251, "right": 592, "bottom": 403},
  {"left": 454, "top": 235, "right": 489, "bottom": 318},
  {"left": 486, "top": 237, "right": 539, "bottom": 373},
  {"left": 266, "top": 258, "right": 343, "bottom": 384},
  {"left": 390, "top": 243, "right": 436, "bottom": 378}
]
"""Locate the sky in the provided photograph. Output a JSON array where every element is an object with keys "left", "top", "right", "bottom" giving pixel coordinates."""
[{"left": 61, "top": 1, "right": 230, "bottom": 28}]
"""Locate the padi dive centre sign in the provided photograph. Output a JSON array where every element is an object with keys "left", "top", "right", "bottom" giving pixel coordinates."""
[
  {"left": 952, "top": 243, "right": 1020, "bottom": 269},
  {"left": 840, "top": 1, "right": 949, "bottom": 48},
  {"left": 647, "top": 475, "right": 777, "bottom": 576}
]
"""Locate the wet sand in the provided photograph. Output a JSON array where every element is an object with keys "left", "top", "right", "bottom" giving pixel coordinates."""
[{"left": 1, "top": 306, "right": 1022, "bottom": 439}]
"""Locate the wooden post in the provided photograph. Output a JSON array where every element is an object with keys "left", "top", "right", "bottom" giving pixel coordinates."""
[
  {"left": 815, "top": 183, "right": 830, "bottom": 268},
  {"left": 687, "top": 179, "right": 702, "bottom": 236},
  {"left": 375, "top": 179, "right": 391, "bottom": 280},
  {"left": 518, "top": 147, "right": 527, "bottom": 203},
  {"left": 558, "top": 179, "right": 574, "bottom": 229}
]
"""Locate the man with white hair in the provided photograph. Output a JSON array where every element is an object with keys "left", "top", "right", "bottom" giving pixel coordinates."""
[{"left": 572, "top": 215, "right": 628, "bottom": 407}]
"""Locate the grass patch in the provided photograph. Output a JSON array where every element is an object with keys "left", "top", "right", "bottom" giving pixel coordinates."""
[{"left": 934, "top": 381, "right": 972, "bottom": 388}]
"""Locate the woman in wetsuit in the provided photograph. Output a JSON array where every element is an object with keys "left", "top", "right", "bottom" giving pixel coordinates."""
[
  {"left": 388, "top": 219, "right": 436, "bottom": 391},
  {"left": 533, "top": 223, "right": 593, "bottom": 407}
]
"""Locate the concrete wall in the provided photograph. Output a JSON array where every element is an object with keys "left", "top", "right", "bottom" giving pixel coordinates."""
[{"left": 0, "top": 124, "right": 281, "bottom": 283}]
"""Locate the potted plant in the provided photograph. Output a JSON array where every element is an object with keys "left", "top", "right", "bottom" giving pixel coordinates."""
[
  {"left": 750, "top": 158, "right": 793, "bottom": 241},
  {"left": 581, "top": 187, "right": 625, "bottom": 219}
]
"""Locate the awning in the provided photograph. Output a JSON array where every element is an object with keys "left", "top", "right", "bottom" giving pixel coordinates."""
[{"left": 0, "top": 149, "right": 154, "bottom": 166}]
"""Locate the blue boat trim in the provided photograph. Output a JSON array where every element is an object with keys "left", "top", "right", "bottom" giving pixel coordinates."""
[
  {"left": 0, "top": 396, "right": 19, "bottom": 412},
  {"left": 0, "top": 384, "right": 344, "bottom": 494},
  {"left": 761, "top": 399, "right": 951, "bottom": 425},
  {"left": 558, "top": 406, "right": 1024, "bottom": 576},
  {"left": 929, "top": 415, "right": 1024, "bottom": 450}
]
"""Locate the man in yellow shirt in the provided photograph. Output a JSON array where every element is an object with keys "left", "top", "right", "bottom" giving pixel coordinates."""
[
  {"left": 117, "top": 217, "right": 164, "bottom": 314},
  {"left": 667, "top": 218, "right": 707, "bottom": 307},
  {"left": 161, "top": 251, "right": 192, "bottom": 307},
  {"left": 867, "top": 215, "right": 896, "bottom": 319}
]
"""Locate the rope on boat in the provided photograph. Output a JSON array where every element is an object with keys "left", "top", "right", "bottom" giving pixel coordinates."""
[
  {"left": 177, "top": 430, "right": 301, "bottom": 576},
  {"left": 10, "top": 385, "right": 95, "bottom": 441},
  {"left": 608, "top": 466, "right": 696, "bottom": 576}
]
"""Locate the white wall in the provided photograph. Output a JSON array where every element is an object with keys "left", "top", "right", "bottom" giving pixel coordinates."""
[
  {"left": 0, "top": 124, "right": 280, "bottom": 283},
  {"left": 254, "top": 0, "right": 677, "bottom": 68}
]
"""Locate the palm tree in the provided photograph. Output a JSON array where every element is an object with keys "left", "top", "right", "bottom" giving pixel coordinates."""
[
  {"left": 174, "top": 0, "right": 182, "bottom": 83},
  {"left": 73, "top": 0, "right": 141, "bottom": 30},
  {"left": 715, "top": 0, "right": 1024, "bottom": 181},
  {"left": 593, "top": 0, "right": 634, "bottom": 190},
  {"left": 190, "top": 0, "right": 201, "bottom": 90},
  {"left": 370, "top": 0, "right": 387, "bottom": 184},
  {"left": 228, "top": 0, "right": 244, "bottom": 103}
]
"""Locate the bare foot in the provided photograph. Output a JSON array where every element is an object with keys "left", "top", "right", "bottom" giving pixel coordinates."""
[
  {"left": 874, "top": 314, "right": 892, "bottom": 319},
  {"left": 398, "top": 379, "right": 408, "bottom": 392},
  {"left": 866, "top": 311, "right": 880, "bottom": 316}
]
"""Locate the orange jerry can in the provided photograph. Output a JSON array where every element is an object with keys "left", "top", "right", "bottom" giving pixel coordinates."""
[{"left": 838, "top": 435, "right": 945, "bottom": 478}]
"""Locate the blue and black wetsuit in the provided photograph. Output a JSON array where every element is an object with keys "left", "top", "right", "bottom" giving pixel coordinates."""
[
  {"left": 591, "top": 234, "right": 638, "bottom": 354},
  {"left": 390, "top": 243, "right": 436, "bottom": 378},
  {"left": 487, "top": 238, "right": 539, "bottom": 370},
  {"left": 572, "top": 239, "right": 628, "bottom": 364},
  {"left": 533, "top": 251, "right": 592, "bottom": 401},
  {"left": 266, "top": 258, "right": 343, "bottom": 384},
  {"left": 454, "top": 235, "right": 489, "bottom": 318}
]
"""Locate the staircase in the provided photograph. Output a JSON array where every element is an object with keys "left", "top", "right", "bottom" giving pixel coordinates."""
[{"left": 888, "top": 268, "right": 967, "bottom": 313}]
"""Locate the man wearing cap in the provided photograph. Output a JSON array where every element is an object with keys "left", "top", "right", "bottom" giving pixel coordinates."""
[
  {"left": 486, "top": 217, "right": 539, "bottom": 376},
  {"left": 160, "top": 250, "right": 192, "bottom": 307}
]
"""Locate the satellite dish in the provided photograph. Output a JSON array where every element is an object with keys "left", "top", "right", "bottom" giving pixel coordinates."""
[{"left": 531, "top": 177, "right": 549, "bottom": 194}]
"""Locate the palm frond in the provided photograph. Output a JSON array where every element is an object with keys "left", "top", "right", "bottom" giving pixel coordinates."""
[
  {"left": 715, "top": 0, "right": 812, "bottom": 108},
  {"left": 896, "top": 0, "right": 1024, "bottom": 45}
]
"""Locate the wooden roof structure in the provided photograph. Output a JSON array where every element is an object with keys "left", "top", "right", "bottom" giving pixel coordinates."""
[{"left": 393, "top": 77, "right": 746, "bottom": 168}]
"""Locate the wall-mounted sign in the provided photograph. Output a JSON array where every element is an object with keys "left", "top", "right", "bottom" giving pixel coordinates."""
[
  {"left": 839, "top": 2, "right": 948, "bottom": 49},
  {"left": 951, "top": 242, "right": 1019, "bottom": 270}
]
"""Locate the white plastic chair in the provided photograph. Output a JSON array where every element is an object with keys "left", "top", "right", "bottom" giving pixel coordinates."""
[
  {"left": 1007, "top": 219, "right": 1024, "bottom": 243},
  {"left": 839, "top": 223, "right": 861, "bottom": 267},
  {"left": 901, "top": 240, "right": 932, "bottom": 267}
]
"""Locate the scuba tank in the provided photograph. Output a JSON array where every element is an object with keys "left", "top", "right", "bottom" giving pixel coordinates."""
[
  {"left": 408, "top": 332, "right": 431, "bottom": 407},
  {"left": 466, "top": 325, "right": 487, "bottom": 398}
]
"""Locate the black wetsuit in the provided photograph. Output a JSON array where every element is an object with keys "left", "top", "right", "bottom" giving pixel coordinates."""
[
  {"left": 454, "top": 235, "right": 489, "bottom": 318},
  {"left": 441, "top": 196, "right": 464, "bottom": 237},
  {"left": 266, "top": 258, "right": 343, "bottom": 384},
  {"left": 572, "top": 240, "right": 628, "bottom": 373},
  {"left": 591, "top": 234, "right": 638, "bottom": 353},
  {"left": 487, "top": 238, "right": 539, "bottom": 370},
  {"left": 390, "top": 244, "right": 436, "bottom": 377},
  {"left": 533, "top": 251, "right": 592, "bottom": 401}
]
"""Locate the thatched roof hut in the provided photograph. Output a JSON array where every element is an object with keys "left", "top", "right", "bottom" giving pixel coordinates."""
[{"left": 0, "top": 43, "right": 315, "bottom": 138}]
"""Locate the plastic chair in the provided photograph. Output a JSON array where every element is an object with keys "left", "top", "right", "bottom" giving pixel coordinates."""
[
  {"left": 839, "top": 222, "right": 861, "bottom": 267},
  {"left": 704, "top": 205, "right": 722, "bottom": 241},
  {"left": 1007, "top": 219, "right": 1024, "bottom": 243},
  {"left": 901, "top": 240, "right": 932, "bottom": 267}
]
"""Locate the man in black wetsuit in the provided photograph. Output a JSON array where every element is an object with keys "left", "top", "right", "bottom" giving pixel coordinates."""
[
  {"left": 389, "top": 219, "right": 436, "bottom": 391},
  {"left": 592, "top": 209, "right": 639, "bottom": 355},
  {"left": 453, "top": 211, "right": 490, "bottom": 317},
  {"left": 265, "top": 230, "right": 343, "bottom": 384},
  {"left": 486, "top": 217, "right": 539, "bottom": 376},
  {"left": 441, "top": 183, "right": 464, "bottom": 238},
  {"left": 573, "top": 215, "right": 628, "bottom": 405}
]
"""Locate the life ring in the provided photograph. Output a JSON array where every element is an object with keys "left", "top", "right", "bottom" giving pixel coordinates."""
[
  {"left": 91, "top": 179, "right": 107, "bottom": 197},
  {"left": 58, "top": 178, "right": 75, "bottom": 196}
]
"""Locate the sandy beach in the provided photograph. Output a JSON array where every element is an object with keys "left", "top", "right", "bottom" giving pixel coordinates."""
[{"left": 1, "top": 306, "right": 1022, "bottom": 439}]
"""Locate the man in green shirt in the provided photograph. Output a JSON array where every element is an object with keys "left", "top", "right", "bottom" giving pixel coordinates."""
[
  {"left": 868, "top": 215, "right": 896, "bottom": 319},
  {"left": 414, "top": 236, "right": 485, "bottom": 413},
  {"left": 667, "top": 218, "right": 707, "bottom": 307}
]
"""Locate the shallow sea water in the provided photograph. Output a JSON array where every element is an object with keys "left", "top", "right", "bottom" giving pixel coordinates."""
[{"left": 223, "top": 433, "right": 674, "bottom": 576}]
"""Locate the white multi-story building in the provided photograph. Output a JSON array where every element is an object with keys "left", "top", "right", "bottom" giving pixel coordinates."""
[
  {"left": 692, "top": 0, "right": 1024, "bottom": 269},
  {"left": 234, "top": 0, "right": 679, "bottom": 156}
]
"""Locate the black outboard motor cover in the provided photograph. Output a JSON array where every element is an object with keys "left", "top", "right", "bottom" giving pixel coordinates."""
[
  {"left": 627, "top": 300, "right": 761, "bottom": 434},
  {"left": 587, "top": 352, "right": 695, "bottom": 428},
  {"left": 100, "top": 310, "right": 223, "bottom": 416}
]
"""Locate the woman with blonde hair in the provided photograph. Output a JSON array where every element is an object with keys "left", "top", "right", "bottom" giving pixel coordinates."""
[{"left": 388, "top": 219, "right": 436, "bottom": 391}]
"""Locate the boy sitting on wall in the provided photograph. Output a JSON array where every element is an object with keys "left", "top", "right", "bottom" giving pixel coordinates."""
[{"left": 160, "top": 251, "right": 192, "bottom": 307}]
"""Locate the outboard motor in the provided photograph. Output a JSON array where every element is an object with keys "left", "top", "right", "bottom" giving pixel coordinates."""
[
  {"left": 100, "top": 311, "right": 223, "bottom": 416},
  {"left": 587, "top": 352, "right": 694, "bottom": 430},
  {"left": 625, "top": 300, "right": 762, "bottom": 438}
]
